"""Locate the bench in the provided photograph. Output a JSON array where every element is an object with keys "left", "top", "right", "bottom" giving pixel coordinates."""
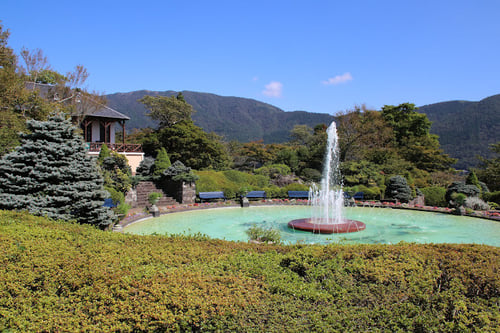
[
  {"left": 288, "top": 191, "right": 309, "bottom": 199},
  {"left": 103, "top": 198, "right": 117, "bottom": 208},
  {"left": 198, "top": 191, "right": 226, "bottom": 202},
  {"left": 244, "top": 191, "right": 266, "bottom": 199},
  {"left": 352, "top": 192, "right": 364, "bottom": 200}
]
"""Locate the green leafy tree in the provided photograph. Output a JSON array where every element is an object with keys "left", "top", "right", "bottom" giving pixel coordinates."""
[
  {"left": 139, "top": 93, "right": 194, "bottom": 129},
  {"left": 0, "top": 23, "right": 51, "bottom": 155},
  {"left": 475, "top": 143, "right": 500, "bottom": 191},
  {"left": 0, "top": 114, "right": 114, "bottom": 228},
  {"left": 153, "top": 147, "right": 171, "bottom": 177},
  {"left": 154, "top": 120, "right": 230, "bottom": 170}
]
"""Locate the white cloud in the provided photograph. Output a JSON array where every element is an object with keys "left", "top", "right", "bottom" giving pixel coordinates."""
[
  {"left": 262, "top": 81, "right": 283, "bottom": 97},
  {"left": 322, "top": 72, "right": 353, "bottom": 85}
]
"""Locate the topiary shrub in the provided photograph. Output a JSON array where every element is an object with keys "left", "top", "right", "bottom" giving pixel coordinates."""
[
  {"left": 153, "top": 147, "right": 171, "bottom": 177},
  {"left": 163, "top": 160, "right": 199, "bottom": 182},
  {"left": 136, "top": 156, "right": 155, "bottom": 177},
  {"left": 445, "top": 181, "right": 480, "bottom": 204},
  {"left": 385, "top": 175, "right": 412, "bottom": 203},
  {"left": 420, "top": 186, "right": 447, "bottom": 207},
  {"left": 148, "top": 192, "right": 162, "bottom": 205}
]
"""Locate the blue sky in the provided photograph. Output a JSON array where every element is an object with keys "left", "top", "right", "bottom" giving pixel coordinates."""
[{"left": 3, "top": 0, "right": 499, "bottom": 114}]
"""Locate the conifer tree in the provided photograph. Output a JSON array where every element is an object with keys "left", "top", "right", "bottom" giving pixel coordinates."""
[
  {"left": 153, "top": 147, "right": 171, "bottom": 177},
  {"left": 0, "top": 114, "right": 114, "bottom": 228}
]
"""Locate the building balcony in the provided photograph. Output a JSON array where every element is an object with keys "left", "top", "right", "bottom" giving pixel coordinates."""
[{"left": 87, "top": 142, "right": 143, "bottom": 153}]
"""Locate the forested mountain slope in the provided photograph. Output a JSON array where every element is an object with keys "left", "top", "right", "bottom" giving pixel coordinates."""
[
  {"left": 419, "top": 94, "right": 500, "bottom": 169},
  {"left": 106, "top": 90, "right": 334, "bottom": 143},
  {"left": 106, "top": 90, "right": 500, "bottom": 169}
]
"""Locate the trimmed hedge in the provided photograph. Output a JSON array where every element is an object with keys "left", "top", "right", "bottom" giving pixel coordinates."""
[
  {"left": 1, "top": 210, "right": 499, "bottom": 332},
  {"left": 421, "top": 186, "right": 447, "bottom": 207}
]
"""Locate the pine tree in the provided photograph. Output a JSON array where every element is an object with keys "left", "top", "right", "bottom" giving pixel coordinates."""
[
  {"left": 0, "top": 114, "right": 114, "bottom": 228},
  {"left": 153, "top": 147, "right": 171, "bottom": 177},
  {"left": 385, "top": 175, "right": 412, "bottom": 203}
]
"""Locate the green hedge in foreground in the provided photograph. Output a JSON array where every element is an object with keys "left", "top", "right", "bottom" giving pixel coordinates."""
[{"left": 0, "top": 210, "right": 499, "bottom": 332}]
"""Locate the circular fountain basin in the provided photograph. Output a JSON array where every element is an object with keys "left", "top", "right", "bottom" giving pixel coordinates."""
[{"left": 288, "top": 218, "right": 366, "bottom": 234}]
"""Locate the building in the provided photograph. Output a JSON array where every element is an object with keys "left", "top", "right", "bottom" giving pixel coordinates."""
[
  {"left": 80, "top": 105, "right": 144, "bottom": 175},
  {"left": 26, "top": 82, "right": 144, "bottom": 173}
]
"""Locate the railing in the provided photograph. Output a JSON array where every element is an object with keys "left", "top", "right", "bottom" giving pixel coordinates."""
[{"left": 88, "top": 142, "right": 143, "bottom": 153}]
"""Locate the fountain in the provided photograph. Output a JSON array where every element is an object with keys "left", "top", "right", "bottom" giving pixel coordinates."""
[{"left": 288, "top": 122, "right": 366, "bottom": 234}]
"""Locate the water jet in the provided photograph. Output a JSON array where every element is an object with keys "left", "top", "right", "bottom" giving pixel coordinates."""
[{"left": 288, "top": 121, "right": 366, "bottom": 234}]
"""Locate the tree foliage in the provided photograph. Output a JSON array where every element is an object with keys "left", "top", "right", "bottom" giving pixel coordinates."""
[
  {"left": 152, "top": 147, "right": 171, "bottom": 177},
  {"left": 0, "top": 114, "right": 114, "bottom": 228},
  {"left": 385, "top": 175, "right": 412, "bottom": 203},
  {"left": 475, "top": 142, "right": 500, "bottom": 191},
  {"left": 151, "top": 120, "right": 231, "bottom": 170},
  {"left": 139, "top": 93, "right": 194, "bottom": 129}
]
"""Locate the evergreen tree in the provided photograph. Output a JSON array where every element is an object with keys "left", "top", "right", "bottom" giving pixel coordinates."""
[
  {"left": 153, "top": 147, "right": 172, "bottom": 177},
  {"left": 0, "top": 114, "right": 114, "bottom": 228},
  {"left": 98, "top": 143, "right": 111, "bottom": 163},
  {"left": 136, "top": 156, "right": 155, "bottom": 177},
  {"left": 385, "top": 175, "right": 412, "bottom": 203}
]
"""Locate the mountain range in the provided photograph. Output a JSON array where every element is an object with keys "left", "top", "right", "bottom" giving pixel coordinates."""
[
  {"left": 105, "top": 90, "right": 334, "bottom": 143},
  {"left": 105, "top": 90, "right": 500, "bottom": 169}
]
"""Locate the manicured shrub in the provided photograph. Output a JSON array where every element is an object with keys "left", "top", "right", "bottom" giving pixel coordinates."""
[
  {"left": 163, "top": 160, "right": 199, "bottom": 182},
  {"left": 255, "top": 164, "right": 291, "bottom": 178},
  {"left": 136, "top": 156, "right": 155, "bottom": 177},
  {"left": 385, "top": 175, "right": 412, "bottom": 202},
  {"left": 445, "top": 181, "right": 480, "bottom": 203},
  {"left": 105, "top": 186, "right": 125, "bottom": 206},
  {"left": 153, "top": 147, "right": 171, "bottom": 177},
  {"left": 0, "top": 210, "right": 498, "bottom": 332},
  {"left": 420, "top": 186, "right": 447, "bottom": 207},
  {"left": 482, "top": 191, "right": 500, "bottom": 205},
  {"left": 148, "top": 192, "right": 162, "bottom": 205}
]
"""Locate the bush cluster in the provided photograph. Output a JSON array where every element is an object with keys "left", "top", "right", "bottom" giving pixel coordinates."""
[
  {"left": 1, "top": 211, "right": 499, "bottom": 332},
  {"left": 195, "top": 170, "right": 308, "bottom": 199},
  {"left": 420, "top": 186, "right": 447, "bottom": 207}
]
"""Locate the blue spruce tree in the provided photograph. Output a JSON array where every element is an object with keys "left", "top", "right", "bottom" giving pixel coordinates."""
[{"left": 0, "top": 114, "right": 114, "bottom": 228}]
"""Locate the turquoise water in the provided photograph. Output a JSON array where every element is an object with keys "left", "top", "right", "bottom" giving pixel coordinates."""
[{"left": 124, "top": 206, "right": 500, "bottom": 246}]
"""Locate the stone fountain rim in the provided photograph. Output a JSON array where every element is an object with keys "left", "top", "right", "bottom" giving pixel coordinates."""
[{"left": 288, "top": 218, "right": 366, "bottom": 234}]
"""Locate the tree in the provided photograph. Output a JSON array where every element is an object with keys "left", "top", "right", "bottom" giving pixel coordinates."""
[
  {"left": 381, "top": 103, "right": 432, "bottom": 146},
  {"left": 0, "top": 114, "right": 114, "bottom": 228},
  {"left": 381, "top": 103, "right": 455, "bottom": 172},
  {"left": 139, "top": 93, "right": 194, "bottom": 129},
  {"left": 475, "top": 143, "right": 500, "bottom": 191},
  {"left": 385, "top": 175, "right": 412, "bottom": 203},
  {"left": 153, "top": 147, "right": 171, "bottom": 177},
  {"left": 336, "top": 107, "right": 393, "bottom": 162},
  {"left": 154, "top": 120, "right": 231, "bottom": 170}
]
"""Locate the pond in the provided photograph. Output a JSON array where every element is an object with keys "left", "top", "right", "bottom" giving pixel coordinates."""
[{"left": 124, "top": 206, "right": 500, "bottom": 246}]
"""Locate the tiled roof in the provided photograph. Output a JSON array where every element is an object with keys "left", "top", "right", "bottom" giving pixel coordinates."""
[{"left": 86, "top": 104, "right": 130, "bottom": 120}]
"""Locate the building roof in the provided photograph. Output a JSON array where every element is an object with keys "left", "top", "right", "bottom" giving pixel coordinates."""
[
  {"left": 25, "top": 82, "right": 130, "bottom": 121},
  {"left": 86, "top": 104, "right": 130, "bottom": 120}
]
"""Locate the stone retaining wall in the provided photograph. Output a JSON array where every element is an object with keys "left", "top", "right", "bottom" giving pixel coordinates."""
[{"left": 126, "top": 181, "right": 178, "bottom": 208}]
